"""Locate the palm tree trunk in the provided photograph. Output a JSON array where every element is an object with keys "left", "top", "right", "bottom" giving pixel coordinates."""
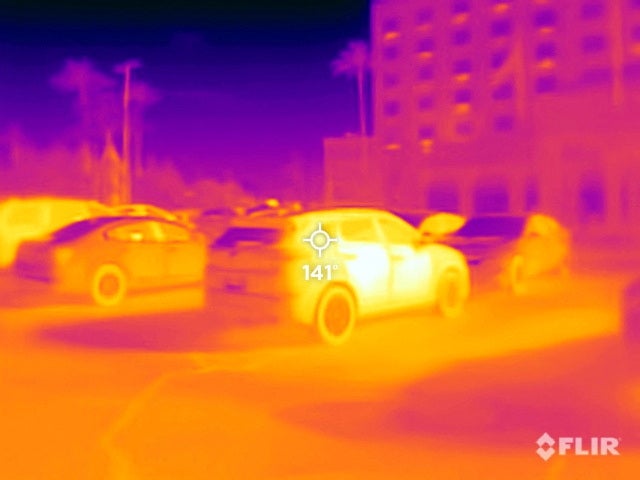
[{"left": 357, "top": 68, "right": 366, "bottom": 136}]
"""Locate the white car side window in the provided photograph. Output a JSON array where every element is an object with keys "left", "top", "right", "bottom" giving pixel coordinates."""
[
  {"left": 339, "top": 219, "right": 380, "bottom": 243},
  {"left": 106, "top": 222, "right": 152, "bottom": 243},
  {"left": 378, "top": 217, "right": 417, "bottom": 245}
]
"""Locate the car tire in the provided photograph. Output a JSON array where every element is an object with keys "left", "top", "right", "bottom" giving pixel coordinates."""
[
  {"left": 90, "top": 264, "right": 127, "bottom": 307},
  {"left": 508, "top": 255, "right": 527, "bottom": 295},
  {"left": 437, "top": 267, "right": 466, "bottom": 318},
  {"left": 315, "top": 286, "right": 356, "bottom": 346}
]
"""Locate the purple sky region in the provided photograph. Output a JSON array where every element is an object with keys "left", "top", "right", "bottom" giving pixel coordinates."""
[{"left": 0, "top": 1, "right": 370, "bottom": 198}]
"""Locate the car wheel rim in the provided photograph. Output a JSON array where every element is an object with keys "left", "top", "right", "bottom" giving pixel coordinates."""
[
  {"left": 99, "top": 274, "right": 120, "bottom": 298},
  {"left": 443, "top": 274, "right": 460, "bottom": 309},
  {"left": 510, "top": 257, "right": 524, "bottom": 291},
  {"left": 324, "top": 295, "right": 351, "bottom": 338}
]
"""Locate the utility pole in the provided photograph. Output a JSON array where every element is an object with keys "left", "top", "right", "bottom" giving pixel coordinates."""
[{"left": 115, "top": 59, "right": 141, "bottom": 204}]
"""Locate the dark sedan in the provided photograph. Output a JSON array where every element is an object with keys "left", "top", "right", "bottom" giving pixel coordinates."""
[
  {"left": 14, "top": 216, "right": 207, "bottom": 306},
  {"left": 440, "top": 214, "right": 570, "bottom": 294}
]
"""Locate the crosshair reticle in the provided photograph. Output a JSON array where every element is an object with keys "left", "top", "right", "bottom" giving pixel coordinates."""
[{"left": 303, "top": 223, "right": 338, "bottom": 258}]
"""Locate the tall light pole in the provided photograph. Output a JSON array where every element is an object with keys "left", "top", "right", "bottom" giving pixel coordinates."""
[{"left": 115, "top": 59, "right": 141, "bottom": 204}]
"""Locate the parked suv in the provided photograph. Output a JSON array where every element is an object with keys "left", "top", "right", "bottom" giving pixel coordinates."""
[{"left": 206, "top": 208, "right": 470, "bottom": 345}]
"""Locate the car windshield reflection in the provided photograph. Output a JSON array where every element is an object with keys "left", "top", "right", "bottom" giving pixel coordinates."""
[
  {"left": 454, "top": 216, "right": 525, "bottom": 239},
  {"left": 213, "top": 227, "right": 284, "bottom": 248}
]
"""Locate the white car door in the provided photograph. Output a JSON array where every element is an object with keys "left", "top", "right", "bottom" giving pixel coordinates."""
[
  {"left": 337, "top": 217, "right": 391, "bottom": 313},
  {"left": 377, "top": 216, "right": 432, "bottom": 308}
]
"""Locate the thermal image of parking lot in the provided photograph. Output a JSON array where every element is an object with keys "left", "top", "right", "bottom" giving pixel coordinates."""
[{"left": 2, "top": 1, "right": 640, "bottom": 479}]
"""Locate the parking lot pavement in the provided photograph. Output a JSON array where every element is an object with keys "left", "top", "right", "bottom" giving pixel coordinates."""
[{"left": 1, "top": 253, "right": 637, "bottom": 479}]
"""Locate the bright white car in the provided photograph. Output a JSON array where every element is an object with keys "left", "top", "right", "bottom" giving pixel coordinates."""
[
  {"left": 207, "top": 208, "right": 470, "bottom": 345},
  {"left": 0, "top": 196, "right": 111, "bottom": 268}
]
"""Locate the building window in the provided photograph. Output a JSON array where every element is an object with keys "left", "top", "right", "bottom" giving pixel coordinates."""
[
  {"left": 452, "top": 0, "right": 470, "bottom": 14},
  {"left": 384, "top": 101, "right": 400, "bottom": 117},
  {"left": 633, "top": 0, "right": 640, "bottom": 9},
  {"left": 416, "top": 7, "right": 434, "bottom": 25},
  {"left": 454, "top": 89, "right": 472, "bottom": 103},
  {"left": 492, "top": 83, "right": 514, "bottom": 100},
  {"left": 419, "top": 125, "right": 436, "bottom": 139},
  {"left": 491, "top": 19, "right": 512, "bottom": 37},
  {"left": 525, "top": 179, "right": 539, "bottom": 211},
  {"left": 426, "top": 183, "right": 460, "bottom": 212},
  {"left": 624, "top": 62, "right": 640, "bottom": 78},
  {"left": 452, "top": 29, "right": 471, "bottom": 45},
  {"left": 383, "top": 45, "right": 399, "bottom": 61},
  {"left": 419, "top": 125, "right": 436, "bottom": 152},
  {"left": 494, "top": 115, "right": 514, "bottom": 131},
  {"left": 491, "top": 49, "right": 509, "bottom": 69},
  {"left": 581, "top": 1, "right": 605, "bottom": 19},
  {"left": 474, "top": 183, "right": 509, "bottom": 214},
  {"left": 536, "top": 75, "right": 557, "bottom": 93},
  {"left": 382, "top": 73, "right": 400, "bottom": 88},
  {"left": 418, "top": 96, "right": 434, "bottom": 110},
  {"left": 416, "top": 37, "right": 435, "bottom": 54},
  {"left": 533, "top": 9, "right": 557, "bottom": 29},
  {"left": 579, "top": 175, "right": 605, "bottom": 222},
  {"left": 493, "top": 0, "right": 513, "bottom": 14},
  {"left": 581, "top": 67, "right": 611, "bottom": 84},
  {"left": 383, "top": 131, "right": 401, "bottom": 150},
  {"left": 382, "top": 18, "right": 400, "bottom": 34},
  {"left": 456, "top": 121, "right": 473, "bottom": 137},
  {"left": 417, "top": 65, "right": 435, "bottom": 81},
  {"left": 632, "top": 25, "right": 640, "bottom": 42},
  {"left": 453, "top": 59, "right": 472, "bottom": 75},
  {"left": 536, "top": 42, "right": 557, "bottom": 60},
  {"left": 582, "top": 35, "right": 607, "bottom": 53}
]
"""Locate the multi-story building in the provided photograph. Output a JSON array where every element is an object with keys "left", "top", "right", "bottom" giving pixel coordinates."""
[{"left": 356, "top": 0, "right": 640, "bottom": 233}]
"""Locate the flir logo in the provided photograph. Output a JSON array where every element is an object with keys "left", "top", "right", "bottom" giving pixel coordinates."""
[{"left": 536, "top": 433, "right": 620, "bottom": 461}]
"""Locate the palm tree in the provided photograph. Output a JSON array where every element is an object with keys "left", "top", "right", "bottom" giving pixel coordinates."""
[
  {"left": 51, "top": 59, "right": 117, "bottom": 199},
  {"left": 331, "top": 40, "right": 370, "bottom": 136},
  {"left": 50, "top": 58, "right": 116, "bottom": 138}
]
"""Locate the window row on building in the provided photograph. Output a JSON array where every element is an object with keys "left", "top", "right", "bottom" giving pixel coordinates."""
[
  {"left": 381, "top": 114, "right": 517, "bottom": 144},
  {"left": 382, "top": 33, "right": 624, "bottom": 63},
  {"left": 380, "top": 0, "right": 640, "bottom": 35}
]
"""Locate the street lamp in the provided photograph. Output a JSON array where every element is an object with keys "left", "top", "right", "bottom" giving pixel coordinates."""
[{"left": 114, "top": 59, "right": 142, "bottom": 204}]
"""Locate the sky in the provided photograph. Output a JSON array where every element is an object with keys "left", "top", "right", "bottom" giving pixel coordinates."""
[{"left": 0, "top": 1, "right": 370, "bottom": 198}]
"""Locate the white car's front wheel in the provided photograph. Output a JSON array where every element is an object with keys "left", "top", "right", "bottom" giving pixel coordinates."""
[
  {"left": 315, "top": 286, "right": 357, "bottom": 346},
  {"left": 436, "top": 267, "right": 467, "bottom": 319},
  {"left": 508, "top": 255, "right": 527, "bottom": 295}
]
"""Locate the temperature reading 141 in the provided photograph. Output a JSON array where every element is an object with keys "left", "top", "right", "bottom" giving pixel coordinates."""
[{"left": 302, "top": 264, "right": 339, "bottom": 281}]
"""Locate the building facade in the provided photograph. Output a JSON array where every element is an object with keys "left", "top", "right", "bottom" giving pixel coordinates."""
[{"left": 366, "top": 0, "right": 640, "bottom": 233}]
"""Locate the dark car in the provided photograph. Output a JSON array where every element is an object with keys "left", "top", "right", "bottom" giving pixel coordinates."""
[
  {"left": 194, "top": 207, "right": 241, "bottom": 243},
  {"left": 441, "top": 213, "right": 570, "bottom": 294},
  {"left": 14, "top": 216, "right": 207, "bottom": 306}
]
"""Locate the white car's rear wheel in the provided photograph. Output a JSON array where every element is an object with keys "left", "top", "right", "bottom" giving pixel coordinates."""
[
  {"left": 90, "top": 264, "right": 127, "bottom": 306},
  {"left": 315, "top": 286, "right": 356, "bottom": 346},
  {"left": 437, "top": 267, "right": 466, "bottom": 318}
]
